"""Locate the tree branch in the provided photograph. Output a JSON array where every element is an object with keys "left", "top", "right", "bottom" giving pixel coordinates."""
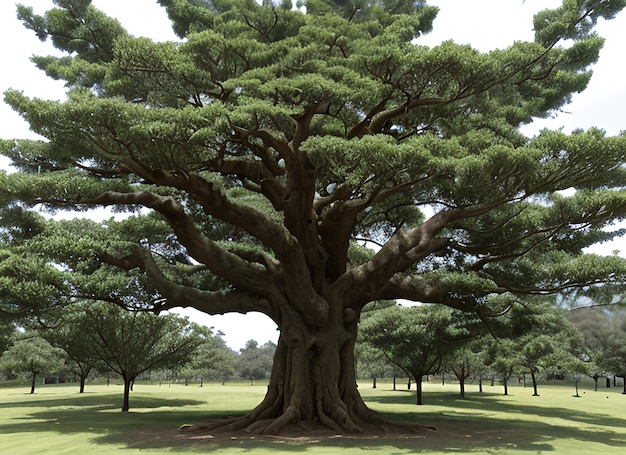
[{"left": 85, "top": 190, "right": 274, "bottom": 293}]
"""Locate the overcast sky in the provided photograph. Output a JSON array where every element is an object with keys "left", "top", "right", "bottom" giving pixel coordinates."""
[{"left": 1, "top": 1, "right": 624, "bottom": 349}]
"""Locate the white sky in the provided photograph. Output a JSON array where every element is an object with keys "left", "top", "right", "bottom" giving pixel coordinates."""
[{"left": 1, "top": 0, "right": 624, "bottom": 349}]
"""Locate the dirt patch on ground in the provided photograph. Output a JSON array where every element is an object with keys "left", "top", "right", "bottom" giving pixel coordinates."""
[{"left": 176, "top": 421, "right": 441, "bottom": 443}]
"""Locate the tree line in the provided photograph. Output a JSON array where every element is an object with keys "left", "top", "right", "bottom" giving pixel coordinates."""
[
  {"left": 0, "top": 304, "right": 276, "bottom": 411},
  {"left": 4, "top": 295, "right": 626, "bottom": 413},
  {"left": 357, "top": 300, "right": 626, "bottom": 405}
]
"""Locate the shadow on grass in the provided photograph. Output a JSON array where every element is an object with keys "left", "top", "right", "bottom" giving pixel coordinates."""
[
  {"left": 362, "top": 389, "right": 626, "bottom": 452},
  {"left": 3, "top": 388, "right": 626, "bottom": 453}
]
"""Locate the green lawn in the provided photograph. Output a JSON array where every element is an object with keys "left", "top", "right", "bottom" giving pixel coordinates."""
[{"left": 1, "top": 378, "right": 625, "bottom": 454}]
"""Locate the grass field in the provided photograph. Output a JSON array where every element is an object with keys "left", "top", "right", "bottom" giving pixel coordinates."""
[{"left": 1, "top": 378, "right": 625, "bottom": 454}]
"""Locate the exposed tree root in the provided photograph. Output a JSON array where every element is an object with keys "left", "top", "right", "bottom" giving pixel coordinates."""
[
  {"left": 181, "top": 410, "right": 437, "bottom": 438},
  {"left": 179, "top": 316, "right": 439, "bottom": 439}
]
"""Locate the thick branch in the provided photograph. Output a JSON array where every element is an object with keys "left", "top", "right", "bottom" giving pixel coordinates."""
[
  {"left": 347, "top": 98, "right": 447, "bottom": 139},
  {"left": 100, "top": 248, "right": 276, "bottom": 319},
  {"left": 120, "top": 158, "right": 294, "bottom": 261},
  {"left": 86, "top": 190, "right": 273, "bottom": 292},
  {"left": 376, "top": 276, "right": 472, "bottom": 311},
  {"left": 210, "top": 157, "right": 285, "bottom": 210}
]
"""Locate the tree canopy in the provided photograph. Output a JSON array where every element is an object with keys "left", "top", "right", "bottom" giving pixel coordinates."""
[
  {"left": 1, "top": 0, "right": 625, "bottom": 434},
  {"left": 0, "top": 334, "right": 65, "bottom": 394}
]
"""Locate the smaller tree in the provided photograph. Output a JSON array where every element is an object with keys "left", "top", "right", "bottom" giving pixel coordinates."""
[
  {"left": 355, "top": 339, "right": 394, "bottom": 389},
  {"left": 569, "top": 306, "right": 621, "bottom": 391},
  {"left": 485, "top": 338, "right": 522, "bottom": 396},
  {"left": 515, "top": 308, "right": 586, "bottom": 397},
  {"left": 77, "top": 303, "right": 202, "bottom": 411},
  {"left": 38, "top": 304, "right": 103, "bottom": 393},
  {"left": 236, "top": 340, "right": 276, "bottom": 385},
  {"left": 444, "top": 340, "right": 487, "bottom": 398},
  {"left": 359, "top": 305, "right": 459, "bottom": 405},
  {"left": 180, "top": 326, "right": 236, "bottom": 386},
  {"left": 0, "top": 334, "right": 65, "bottom": 393}
]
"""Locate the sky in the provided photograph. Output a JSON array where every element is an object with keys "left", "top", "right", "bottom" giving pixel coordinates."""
[{"left": 1, "top": 0, "right": 625, "bottom": 349}]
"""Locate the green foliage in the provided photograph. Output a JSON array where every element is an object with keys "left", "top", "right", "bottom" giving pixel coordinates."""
[
  {"left": 178, "top": 325, "right": 237, "bottom": 383},
  {"left": 0, "top": 334, "right": 65, "bottom": 392},
  {"left": 236, "top": 339, "right": 276, "bottom": 383},
  {"left": 570, "top": 306, "right": 626, "bottom": 379},
  {"left": 0, "top": 0, "right": 625, "bottom": 376},
  {"left": 77, "top": 303, "right": 202, "bottom": 378}
]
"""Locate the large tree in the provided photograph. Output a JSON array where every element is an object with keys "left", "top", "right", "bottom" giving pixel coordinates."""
[{"left": 1, "top": 0, "right": 626, "bottom": 434}]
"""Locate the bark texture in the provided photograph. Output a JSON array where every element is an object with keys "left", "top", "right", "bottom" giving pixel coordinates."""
[{"left": 199, "top": 315, "right": 386, "bottom": 435}]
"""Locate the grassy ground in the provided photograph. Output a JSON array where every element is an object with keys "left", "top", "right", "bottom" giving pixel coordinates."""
[{"left": 1, "top": 378, "right": 625, "bottom": 454}]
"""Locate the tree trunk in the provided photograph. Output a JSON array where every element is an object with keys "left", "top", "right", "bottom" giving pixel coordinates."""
[
  {"left": 196, "top": 315, "right": 413, "bottom": 435},
  {"left": 415, "top": 375, "right": 424, "bottom": 405},
  {"left": 122, "top": 377, "right": 132, "bottom": 412},
  {"left": 393, "top": 376, "right": 396, "bottom": 391},
  {"left": 372, "top": 377, "right": 377, "bottom": 389},
  {"left": 622, "top": 376, "right": 626, "bottom": 395},
  {"left": 79, "top": 375, "right": 87, "bottom": 394},
  {"left": 459, "top": 379, "right": 465, "bottom": 398},
  {"left": 531, "top": 370, "right": 539, "bottom": 396},
  {"left": 479, "top": 376, "right": 483, "bottom": 393},
  {"left": 30, "top": 372, "right": 37, "bottom": 394},
  {"left": 503, "top": 377, "right": 509, "bottom": 396}
]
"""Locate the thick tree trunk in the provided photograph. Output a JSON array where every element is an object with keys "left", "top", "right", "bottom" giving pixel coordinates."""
[
  {"left": 459, "top": 379, "right": 465, "bottom": 398},
  {"left": 79, "top": 375, "right": 87, "bottom": 393},
  {"left": 194, "top": 314, "right": 434, "bottom": 435}
]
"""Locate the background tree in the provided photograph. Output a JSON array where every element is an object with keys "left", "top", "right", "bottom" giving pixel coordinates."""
[
  {"left": 2, "top": 0, "right": 626, "bottom": 433},
  {"left": 38, "top": 303, "right": 103, "bottom": 393},
  {"left": 568, "top": 306, "right": 615, "bottom": 390},
  {"left": 443, "top": 339, "right": 487, "bottom": 398},
  {"left": 514, "top": 305, "right": 586, "bottom": 396},
  {"left": 360, "top": 304, "right": 462, "bottom": 405},
  {"left": 179, "top": 325, "right": 236, "bottom": 386},
  {"left": 485, "top": 337, "right": 521, "bottom": 396},
  {"left": 0, "top": 333, "right": 65, "bottom": 393},
  {"left": 355, "top": 338, "right": 393, "bottom": 389},
  {"left": 76, "top": 303, "right": 202, "bottom": 411},
  {"left": 236, "top": 340, "right": 276, "bottom": 385},
  {"left": 583, "top": 308, "right": 626, "bottom": 394}
]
